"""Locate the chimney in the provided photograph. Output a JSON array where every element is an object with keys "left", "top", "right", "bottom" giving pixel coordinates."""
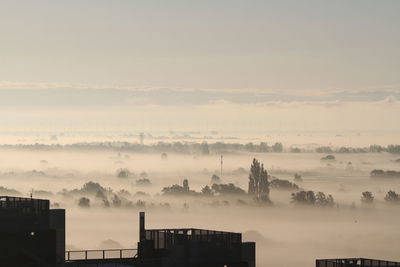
[{"left": 139, "top": 212, "right": 145, "bottom": 241}]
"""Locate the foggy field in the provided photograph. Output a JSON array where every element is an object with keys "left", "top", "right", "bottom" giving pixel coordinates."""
[{"left": 0, "top": 148, "right": 400, "bottom": 267}]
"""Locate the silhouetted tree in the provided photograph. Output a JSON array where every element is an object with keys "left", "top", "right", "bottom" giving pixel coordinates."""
[
  {"left": 112, "top": 194, "right": 122, "bottom": 207},
  {"left": 270, "top": 179, "right": 299, "bottom": 190},
  {"left": 81, "top": 181, "right": 106, "bottom": 195},
  {"left": 315, "top": 192, "right": 334, "bottom": 206},
  {"left": 117, "top": 168, "right": 131, "bottom": 178},
  {"left": 201, "top": 185, "right": 213, "bottom": 196},
  {"left": 370, "top": 169, "right": 400, "bottom": 178},
  {"left": 384, "top": 190, "right": 400, "bottom": 203},
  {"left": 259, "top": 142, "right": 269, "bottom": 152},
  {"left": 272, "top": 142, "right": 283, "bottom": 152},
  {"left": 248, "top": 159, "right": 270, "bottom": 201},
  {"left": 361, "top": 191, "right": 374, "bottom": 204},
  {"left": 201, "top": 142, "right": 210, "bottom": 155},
  {"left": 78, "top": 197, "right": 90, "bottom": 208},
  {"left": 183, "top": 179, "right": 189, "bottom": 191},
  {"left": 162, "top": 179, "right": 195, "bottom": 196},
  {"left": 212, "top": 183, "right": 246, "bottom": 195},
  {"left": 291, "top": 190, "right": 316, "bottom": 205},
  {"left": 321, "top": 155, "right": 336, "bottom": 161}
]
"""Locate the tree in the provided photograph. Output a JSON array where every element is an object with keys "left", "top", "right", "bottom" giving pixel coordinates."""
[
  {"left": 248, "top": 159, "right": 270, "bottom": 201},
  {"left": 315, "top": 192, "right": 334, "bottom": 206},
  {"left": 201, "top": 185, "right": 213, "bottom": 196},
  {"left": 117, "top": 168, "right": 131, "bottom": 178},
  {"left": 291, "top": 190, "right": 316, "bottom": 205},
  {"left": 212, "top": 183, "right": 246, "bottom": 195},
  {"left": 321, "top": 155, "right": 336, "bottom": 161},
  {"left": 270, "top": 179, "right": 299, "bottom": 190},
  {"left": 78, "top": 197, "right": 90, "bottom": 208},
  {"left": 162, "top": 179, "right": 195, "bottom": 196},
  {"left": 384, "top": 190, "right": 400, "bottom": 203},
  {"left": 291, "top": 190, "right": 334, "bottom": 207},
  {"left": 259, "top": 142, "right": 269, "bottom": 152},
  {"left": 272, "top": 142, "right": 283, "bottom": 152},
  {"left": 201, "top": 142, "right": 210, "bottom": 155},
  {"left": 111, "top": 194, "right": 122, "bottom": 207},
  {"left": 183, "top": 179, "right": 189, "bottom": 192},
  {"left": 361, "top": 191, "right": 374, "bottom": 204}
]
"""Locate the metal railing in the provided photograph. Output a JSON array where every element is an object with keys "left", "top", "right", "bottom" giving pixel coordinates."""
[{"left": 65, "top": 249, "right": 137, "bottom": 261}]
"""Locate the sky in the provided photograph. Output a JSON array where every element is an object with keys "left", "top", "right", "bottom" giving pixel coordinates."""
[{"left": 0, "top": 1, "right": 399, "bottom": 134}]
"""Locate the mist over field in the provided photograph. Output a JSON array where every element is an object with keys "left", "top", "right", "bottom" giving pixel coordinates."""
[{"left": 1, "top": 142, "right": 400, "bottom": 267}]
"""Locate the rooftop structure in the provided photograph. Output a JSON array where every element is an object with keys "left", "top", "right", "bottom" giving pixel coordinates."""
[
  {"left": 317, "top": 258, "right": 400, "bottom": 267},
  {"left": 66, "top": 211, "right": 255, "bottom": 267}
]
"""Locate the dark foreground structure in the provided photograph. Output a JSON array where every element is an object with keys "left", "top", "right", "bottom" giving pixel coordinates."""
[
  {"left": 0, "top": 196, "right": 255, "bottom": 267},
  {"left": 3, "top": 196, "right": 398, "bottom": 267},
  {"left": 66, "top": 212, "right": 256, "bottom": 267},
  {"left": 0, "top": 196, "right": 65, "bottom": 267},
  {"left": 316, "top": 258, "right": 400, "bottom": 267}
]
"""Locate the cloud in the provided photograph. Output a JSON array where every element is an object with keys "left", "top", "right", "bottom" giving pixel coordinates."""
[{"left": 0, "top": 80, "right": 399, "bottom": 107}]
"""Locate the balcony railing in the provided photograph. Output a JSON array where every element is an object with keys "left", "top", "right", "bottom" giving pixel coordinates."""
[{"left": 65, "top": 249, "right": 137, "bottom": 261}]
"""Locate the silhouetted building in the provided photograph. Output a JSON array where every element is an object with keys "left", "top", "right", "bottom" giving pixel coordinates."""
[
  {"left": 0, "top": 196, "right": 65, "bottom": 267},
  {"left": 66, "top": 212, "right": 256, "bottom": 267},
  {"left": 3, "top": 195, "right": 400, "bottom": 267},
  {"left": 137, "top": 212, "right": 255, "bottom": 267},
  {"left": 316, "top": 258, "right": 400, "bottom": 267}
]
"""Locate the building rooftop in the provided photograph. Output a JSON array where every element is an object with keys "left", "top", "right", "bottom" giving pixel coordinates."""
[
  {"left": 317, "top": 258, "right": 400, "bottom": 267},
  {"left": 0, "top": 195, "right": 50, "bottom": 215}
]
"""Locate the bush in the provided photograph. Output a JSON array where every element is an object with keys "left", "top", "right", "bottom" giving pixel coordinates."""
[
  {"left": 117, "top": 168, "right": 131, "bottom": 178},
  {"left": 78, "top": 197, "right": 90, "bottom": 208},
  {"left": 321, "top": 155, "right": 336, "bottom": 161}
]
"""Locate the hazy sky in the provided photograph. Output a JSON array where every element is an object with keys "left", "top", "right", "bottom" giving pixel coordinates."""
[
  {"left": 1, "top": 1, "right": 400, "bottom": 134},
  {"left": 1, "top": 0, "right": 400, "bottom": 90}
]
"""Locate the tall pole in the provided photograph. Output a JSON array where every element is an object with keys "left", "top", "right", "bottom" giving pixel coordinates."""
[{"left": 139, "top": 212, "right": 145, "bottom": 242}]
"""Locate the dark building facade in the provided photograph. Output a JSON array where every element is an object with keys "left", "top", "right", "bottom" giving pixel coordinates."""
[
  {"left": 137, "top": 212, "right": 256, "bottom": 267},
  {"left": 0, "top": 196, "right": 65, "bottom": 267}
]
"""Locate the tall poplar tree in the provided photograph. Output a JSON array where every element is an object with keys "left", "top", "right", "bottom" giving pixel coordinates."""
[{"left": 248, "top": 158, "right": 270, "bottom": 201}]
